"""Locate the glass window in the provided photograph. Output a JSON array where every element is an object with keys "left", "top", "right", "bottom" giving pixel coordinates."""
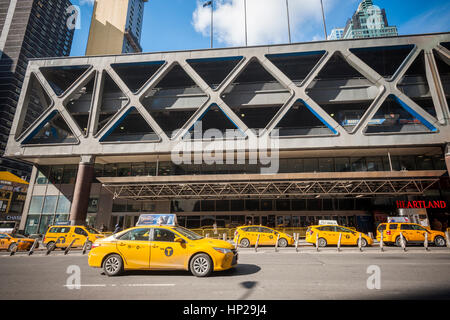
[
  {"left": 319, "top": 158, "right": 334, "bottom": 172},
  {"left": 276, "top": 200, "right": 290, "bottom": 211},
  {"left": 304, "top": 158, "right": 318, "bottom": 172},
  {"left": 112, "top": 200, "right": 127, "bottom": 212},
  {"left": 260, "top": 200, "right": 272, "bottom": 211},
  {"left": 35, "top": 167, "right": 49, "bottom": 184},
  {"left": 231, "top": 200, "right": 245, "bottom": 211},
  {"left": 54, "top": 214, "right": 69, "bottom": 224},
  {"left": 186, "top": 216, "right": 201, "bottom": 228},
  {"left": 245, "top": 200, "right": 259, "bottom": 211},
  {"left": 94, "top": 164, "right": 104, "bottom": 177},
  {"left": 49, "top": 166, "right": 64, "bottom": 184},
  {"left": 103, "top": 164, "right": 117, "bottom": 177},
  {"left": 25, "top": 215, "right": 40, "bottom": 235},
  {"left": 118, "top": 228, "right": 150, "bottom": 241},
  {"left": 74, "top": 227, "right": 88, "bottom": 236},
  {"left": 56, "top": 195, "right": 71, "bottom": 214},
  {"left": 29, "top": 196, "right": 44, "bottom": 214},
  {"left": 88, "top": 198, "right": 99, "bottom": 213},
  {"left": 399, "top": 156, "right": 416, "bottom": 170},
  {"left": 416, "top": 156, "right": 433, "bottom": 170},
  {"left": 38, "top": 215, "right": 54, "bottom": 234},
  {"left": 400, "top": 224, "right": 413, "bottom": 230},
  {"left": 216, "top": 200, "right": 229, "bottom": 211},
  {"left": 158, "top": 162, "right": 172, "bottom": 176},
  {"left": 200, "top": 201, "right": 214, "bottom": 212},
  {"left": 152, "top": 228, "right": 176, "bottom": 242},
  {"left": 61, "top": 165, "right": 77, "bottom": 184},
  {"left": 42, "top": 196, "right": 57, "bottom": 214},
  {"left": 389, "top": 224, "right": 398, "bottom": 230},
  {"left": 351, "top": 158, "right": 367, "bottom": 171},
  {"left": 117, "top": 163, "right": 131, "bottom": 177},
  {"left": 292, "top": 200, "right": 306, "bottom": 210},
  {"left": 127, "top": 201, "right": 141, "bottom": 212},
  {"left": 366, "top": 157, "right": 383, "bottom": 171},
  {"left": 132, "top": 163, "right": 145, "bottom": 176}
]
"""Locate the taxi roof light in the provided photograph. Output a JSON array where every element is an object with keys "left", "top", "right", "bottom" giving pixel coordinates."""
[{"left": 136, "top": 214, "right": 177, "bottom": 227}]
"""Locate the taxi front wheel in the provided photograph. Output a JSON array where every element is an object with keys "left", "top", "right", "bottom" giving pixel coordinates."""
[
  {"left": 8, "top": 243, "right": 18, "bottom": 252},
  {"left": 434, "top": 236, "right": 446, "bottom": 247},
  {"left": 103, "top": 254, "right": 123, "bottom": 276},
  {"left": 190, "top": 253, "right": 213, "bottom": 277},
  {"left": 278, "top": 238, "right": 288, "bottom": 247}
]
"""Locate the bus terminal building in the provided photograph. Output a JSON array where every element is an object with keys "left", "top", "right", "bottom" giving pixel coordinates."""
[{"left": 4, "top": 33, "right": 450, "bottom": 235}]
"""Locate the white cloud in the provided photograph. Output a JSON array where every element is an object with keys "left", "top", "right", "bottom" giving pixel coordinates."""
[{"left": 192, "top": 0, "right": 336, "bottom": 46}]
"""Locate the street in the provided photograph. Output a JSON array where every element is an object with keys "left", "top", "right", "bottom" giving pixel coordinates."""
[{"left": 1, "top": 246, "right": 450, "bottom": 300}]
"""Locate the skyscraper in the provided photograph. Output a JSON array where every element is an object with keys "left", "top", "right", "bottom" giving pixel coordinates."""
[
  {"left": 85, "top": 0, "right": 148, "bottom": 56},
  {"left": 328, "top": 0, "right": 398, "bottom": 40},
  {"left": 0, "top": 0, "right": 75, "bottom": 181}
]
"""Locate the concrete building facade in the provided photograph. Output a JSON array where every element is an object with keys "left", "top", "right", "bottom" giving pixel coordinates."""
[
  {"left": 85, "top": 0, "right": 148, "bottom": 56},
  {"left": 0, "top": 0, "right": 75, "bottom": 181},
  {"left": 4, "top": 33, "right": 450, "bottom": 235}
]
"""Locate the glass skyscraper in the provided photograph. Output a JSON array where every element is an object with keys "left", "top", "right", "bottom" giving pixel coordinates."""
[{"left": 328, "top": 0, "right": 398, "bottom": 40}]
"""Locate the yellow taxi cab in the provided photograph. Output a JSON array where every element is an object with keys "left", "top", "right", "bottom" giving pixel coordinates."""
[
  {"left": 88, "top": 214, "right": 238, "bottom": 277},
  {"left": 232, "top": 225, "right": 295, "bottom": 248},
  {"left": 0, "top": 233, "right": 35, "bottom": 252},
  {"left": 43, "top": 225, "right": 105, "bottom": 250},
  {"left": 376, "top": 222, "right": 447, "bottom": 247},
  {"left": 305, "top": 225, "right": 373, "bottom": 247}
]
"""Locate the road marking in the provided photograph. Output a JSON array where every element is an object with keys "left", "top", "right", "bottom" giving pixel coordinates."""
[{"left": 63, "top": 283, "right": 175, "bottom": 288}]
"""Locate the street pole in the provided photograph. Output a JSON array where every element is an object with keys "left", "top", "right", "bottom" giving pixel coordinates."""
[
  {"left": 211, "top": 0, "right": 214, "bottom": 48},
  {"left": 286, "top": 0, "right": 291, "bottom": 43},
  {"left": 244, "top": 0, "right": 248, "bottom": 46},
  {"left": 320, "top": 0, "right": 328, "bottom": 40}
]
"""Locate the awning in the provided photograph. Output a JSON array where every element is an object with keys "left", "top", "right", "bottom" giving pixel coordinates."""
[{"left": 98, "top": 170, "right": 446, "bottom": 201}]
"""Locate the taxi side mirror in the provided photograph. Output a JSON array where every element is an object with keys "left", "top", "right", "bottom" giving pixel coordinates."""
[{"left": 175, "top": 237, "right": 186, "bottom": 244}]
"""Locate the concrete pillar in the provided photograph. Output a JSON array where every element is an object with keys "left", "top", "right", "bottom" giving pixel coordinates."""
[
  {"left": 69, "top": 155, "right": 95, "bottom": 225},
  {"left": 19, "top": 166, "right": 38, "bottom": 231}
]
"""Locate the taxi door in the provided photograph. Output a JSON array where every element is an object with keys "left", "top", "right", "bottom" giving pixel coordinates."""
[
  {"left": 258, "top": 227, "right": 276, "bottom": 245},
  {"left": 400, "top": 224, "right": 416, "bottom": 242},
  {"left": 116, "top": 228, "right": 151, "bottom": 269},
  {"left": 321, "top": 226, "right": 339, "bottom": 245},
  {"left": 72, "top": 227, "right": 89, "bottom": 247},
  {"left": 408, "top": 224, "right": 426, "bottom": 242},
  {"left": 0, "top": 233, "right": 11, "bottom": 249},
  {"left": 150, "top": 228, "right": 188, "bottom": 270},
  {"left": 338, "top": 227, "right": 358, "bottom": 245}
]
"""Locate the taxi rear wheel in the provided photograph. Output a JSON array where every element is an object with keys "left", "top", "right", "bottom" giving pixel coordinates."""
[
  {"left": 395, "top": 236, "right": 407, "bottom": 247},
  {"left": 103, "top": 254, "right": 123, "bottom": 276},
  {"left": 240, "top": 238, "right": 250, "bottom": 248},
  {"left": 190, "top": 253, "right": 213, "bottom": 277},
  {"left": 8, "top": 243, "right": 18, "bottom": 252},
  {"left": 46, "top": 242, "right": 56, "bottom": 251},
  {"left": 278, "top": 238, "right": 288, "bottom": 247},
  {"left": 318, "top": 238, "right": 327, "bottom": 247}
]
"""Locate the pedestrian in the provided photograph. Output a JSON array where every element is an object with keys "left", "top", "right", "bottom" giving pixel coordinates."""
[
  {"left": 113, "top": 224, "right": 122, "bottom": 234},
  {"left": 100, "top": 224, "right": 106, "bottom": 232}
]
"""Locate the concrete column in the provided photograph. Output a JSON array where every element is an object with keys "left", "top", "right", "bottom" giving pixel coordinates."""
[
  {"left": 69, "top": 155, "right": 95, "bottom": 225},
  {"left": 446, "top": 144, "right": 450, "bottom": 175},
  {"left": 19, "top": 165, "right": 38, "bottom": 231}
]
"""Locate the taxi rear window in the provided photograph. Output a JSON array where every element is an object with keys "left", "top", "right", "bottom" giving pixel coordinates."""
[{"left": 377, "top": 224, "right": 386, "bottom": 231}]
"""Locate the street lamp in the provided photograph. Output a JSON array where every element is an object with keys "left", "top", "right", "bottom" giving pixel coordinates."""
[
  {"left": 244, "top": 0, "right": 248, "bottom": 46},
  {"left": 203, "top": 0, "right": 214, "bottom": 48},
  {"left": 286, "top": 0, "right": 291, "bottom": 43}
]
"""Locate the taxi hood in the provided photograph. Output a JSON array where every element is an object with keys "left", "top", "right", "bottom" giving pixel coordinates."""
[{"left": 195, "top": 238, "right": 234, "bottom": 249}]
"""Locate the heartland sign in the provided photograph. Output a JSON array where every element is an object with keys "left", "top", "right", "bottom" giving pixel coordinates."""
[{"left": 396, "top": 200, "right": 447, "bottom": 209}]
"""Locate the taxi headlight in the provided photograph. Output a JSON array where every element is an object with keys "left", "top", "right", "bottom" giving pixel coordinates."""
[{"left": 213, "top": 247, "right": 232, "bottom": 254}]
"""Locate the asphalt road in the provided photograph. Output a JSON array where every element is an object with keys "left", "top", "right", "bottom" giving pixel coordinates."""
[{"left": 1, "top": 246, "right": 450, "bottom": 300}]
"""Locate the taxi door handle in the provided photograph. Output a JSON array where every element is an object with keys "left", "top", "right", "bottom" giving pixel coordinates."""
[
  {"left": 119, "top": 242, "right": 126, "bottom": 246},
  {"left": 152, "top": 245, "right": 158, "bottom": 248}
]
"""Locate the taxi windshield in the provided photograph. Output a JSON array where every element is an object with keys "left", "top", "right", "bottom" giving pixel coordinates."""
[
  {"left": 85, "top": 227, "right": 100, "bottom": 234},
  {"left": 173, "top": 227, "right": 203, "bottom": 240}
]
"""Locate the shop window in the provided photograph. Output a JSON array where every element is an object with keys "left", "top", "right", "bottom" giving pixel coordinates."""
[
  {"left": 366, "top": 157, "right": 383, "bottom": 171},
  {"left": 132, "top": 163, "right": 145, "bottom": 176},
  {"left": 260, "top": 200, "right": 273, "bottom": 211},
  {"left": 25, "top": 215, "right": 40, "bottom": 235},
  {"left": 38, "top": 215, "right": 54, "bottom": 234},
  {"left": 117, "top": 163, "right": 131, "bottom": 177},
  {"left": 399, "top": 156, "right": 416, "bottom": 171},
  {"left": 416, "top": 155, "right": 434, "bottom": 170},
  {"left": 29, "top": 196, "right": 44, "bottom": 214},
  {"left": 351, "top": 157, "right": 367, "bottom": 172},
  {"left": 319, "top": 158, "right": 334, "bottom": 172},
  {"left": 145, "top": 163, "right": 157, "bottom": 176},
  {"left": 56, "top": 195, "right": 71, "bottom": 214},
  {"left": 42, "top": 195, "right": 57, "bottom": 214},
  {"left": 158, "top": 162, "right": 173, "bottom": 176},
  {"left": 103, "top": 164, "right": 117, "bottom": 177},
  {"left": 112, "top": 200, "right": 127, "bottom": 212}
]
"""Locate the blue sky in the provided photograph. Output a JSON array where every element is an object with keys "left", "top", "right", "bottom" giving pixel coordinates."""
[{"left": 70, "top": 0, "right": 450, "bottom": 56}]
